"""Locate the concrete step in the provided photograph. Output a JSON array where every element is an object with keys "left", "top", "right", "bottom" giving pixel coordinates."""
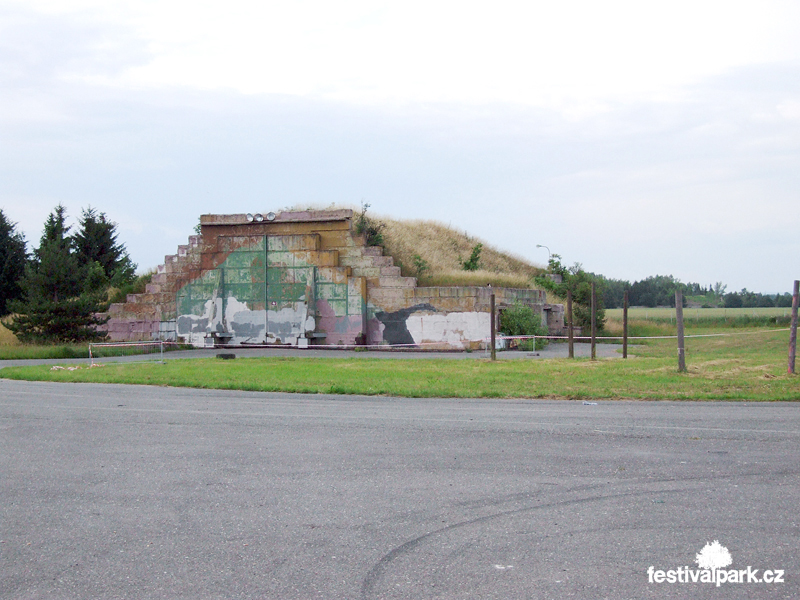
[
  {"left": 126, "top": 292, "right": 175, "bottom": 305},
  {"left": 350, "top": 267, "right": 382, "bottom": 278},
  {"left": 380, "top": 266, "right": 401, "bottom": 277},
  {"left": 336, "top": 246, "right": 370, "bottom": 259},
  {"left": 114, "top": 304, "right": 159, "bottom": 317},
  {"left": 369, "top": 276, "right": 417, "bottom": 288},
  {"left": 339, "top": 257, "right": 380, "bottom": 269},
  {"left": 372, "top": 256, "right": 394, "bottom": 267},
  {"left": 317, "top": 266, "right": 351, "bottom": 284},
  {"left": 362, "top": 246, "right": 383, "bottom": 257},
  {"left": 350, "top": 267, "right": 398, "bottom": 278}
]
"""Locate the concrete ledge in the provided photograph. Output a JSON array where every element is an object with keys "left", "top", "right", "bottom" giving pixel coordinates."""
[{"left": 201, "top": 209, "right": 353, "bottom": 226}]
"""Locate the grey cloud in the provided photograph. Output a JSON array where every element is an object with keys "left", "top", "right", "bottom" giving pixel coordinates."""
[{"left": 1, "top": 53, "right": 798, "bottom": 292}]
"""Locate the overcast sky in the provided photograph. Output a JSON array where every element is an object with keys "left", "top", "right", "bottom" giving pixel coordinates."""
[{"left": 2, "top": 0, "right": 799, "bottom": 293}]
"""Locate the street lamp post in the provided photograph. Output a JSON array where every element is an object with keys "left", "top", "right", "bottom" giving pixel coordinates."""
[{"left": 536, "top": 244, "right": 551, "bottom": 263}]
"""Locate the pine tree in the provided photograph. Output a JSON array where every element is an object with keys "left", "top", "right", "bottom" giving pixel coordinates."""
[
  {"left": 72, "top": 207, "right": 136, "bottom": 288},
  {"left": 0, "top": 209, "right": 29, "bottom": 316},
  {"left": 8, "top": 205, "right": 108, "bottom": 343},
  {"left": 28, "top": 205, "right": 82, "bottom": 302}
]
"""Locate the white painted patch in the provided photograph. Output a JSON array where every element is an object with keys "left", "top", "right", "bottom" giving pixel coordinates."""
[
  {"left": 405, "top": 312, "right": 490, "bottom": 346},
  {"left": 225, "top": 295, "right": 267, "bottom": 344},
  {"left": 177, "top": 297, "right": 222, "bottom": 347},
  {"left": 266, "top": 304, "right": 314, "bottom": 345},
  {"left": 224, "top": 296, "right": 250, "bottom": 325}
]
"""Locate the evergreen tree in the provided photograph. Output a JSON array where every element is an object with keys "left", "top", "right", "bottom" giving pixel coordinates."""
[
  {"left": 72, "top": 207, "right": 136, "bottom": 288},
  {"left": 0, "top": 209, "right": 29, "bottom": 316},
  {"left": 8, "top": 205, "right": 108, "bottom": 343},
  {"left": 38, "top": 204, "right": 71, "bottom": 253},
  {"left": 28, "top": 205, "right": 82, "bottom": 302}
]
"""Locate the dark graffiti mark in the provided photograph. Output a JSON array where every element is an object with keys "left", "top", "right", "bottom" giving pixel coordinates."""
[{"left": 374, "top": 303, "right": 437, "bottom": 346}]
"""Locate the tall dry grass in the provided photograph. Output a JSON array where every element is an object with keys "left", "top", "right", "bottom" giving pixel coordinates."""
[
  {"left": 0, "top": 319, "right": 19, "bottom": 346},
  {"left": 380, "top": 217, "right": 544, "bottom": 287},
  {"left": 279, "top": 203, "right": 545, "bottom": 288},
  {"left": 424, "top": 270, "right": 534, "bottom": 289}
]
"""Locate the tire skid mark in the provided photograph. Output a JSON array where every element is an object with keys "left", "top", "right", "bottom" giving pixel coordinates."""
[{"left": 360, "top": 468, "right": 799, "bottom": 599}]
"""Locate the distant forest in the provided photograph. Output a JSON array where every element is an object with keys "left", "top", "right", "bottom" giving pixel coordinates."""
[{"left": 597, "top": 275, "right": 795, "bottom": 309}]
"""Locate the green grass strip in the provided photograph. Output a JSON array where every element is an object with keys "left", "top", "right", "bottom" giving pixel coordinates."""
[{"left": 3, "top": 329, "right": 797, "bottom": 400}]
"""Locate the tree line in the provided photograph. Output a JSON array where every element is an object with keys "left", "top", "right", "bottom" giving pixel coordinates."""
[
  {"left": 0, "top": 205, "right": 136, "bottom": 343},
  {"left": 534, "top": 256, "right": 795, "bottom": 334},
  {"left": 598, "top": 274, "right": 795, "bottom": 309}
]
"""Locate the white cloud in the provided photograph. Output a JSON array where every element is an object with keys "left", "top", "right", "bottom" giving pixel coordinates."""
[
  {"left": 777, "top": 100, "right": 800, "bottom": 120},
  {"left": 7, "top": 0, "right": 800, "bottom": 113}
]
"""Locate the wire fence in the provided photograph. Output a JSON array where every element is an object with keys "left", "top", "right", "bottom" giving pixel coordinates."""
[{"left": 88, "top": 341, "right": 181, "bottom": 365}]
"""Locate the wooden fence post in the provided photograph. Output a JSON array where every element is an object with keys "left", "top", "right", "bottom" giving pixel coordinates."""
[
  {"left": 490, "top": 291, "right": 497, "bottom": 362},
  {"left": 591, "top": 282, "right": 597, "bottom": 361},
  {"left": 567, "top": 289, "right": 574, "bottom": 359},
  {"left": 789, "top": 280, "right": 799, "bottom": 375},
  {"left": 676, "top": 290, "right": 686, "bottom": 373},
  {"left": 623, "top": 290, "right": 628, "bottom": 359}
]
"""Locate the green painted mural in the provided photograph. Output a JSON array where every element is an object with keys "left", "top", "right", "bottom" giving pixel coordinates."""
[{"left": 175, "top": 234, "right": 366, "bottom": 346}]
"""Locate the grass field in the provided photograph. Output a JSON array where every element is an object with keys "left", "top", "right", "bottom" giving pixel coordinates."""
[
  {"left": 606, "top": 306, "right": 793, "bottom": 320},
  {"left": 0, "top": 338, "right": 188, "bottom": 361},
  {"left": 3, "top": 326, "right": 797, "bottom": 400}
]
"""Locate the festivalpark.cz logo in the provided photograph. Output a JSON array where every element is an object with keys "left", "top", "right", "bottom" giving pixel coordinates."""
[{"left": 647, "top": 541, "right": 785, "bottom": 587}]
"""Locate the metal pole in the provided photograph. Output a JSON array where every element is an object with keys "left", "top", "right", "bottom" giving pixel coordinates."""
[
  {"left": 676, "top": 290, "right": 686, "bottom": 372},
  {"left": 789, "top": 280, "right": 799, "bottom": 375},
  {"left": 623, "top": 290, "right": 629, "bottom": 359},
  {"left": 490, "top": 292, "right": 496, "bottom": 361},
  {"left": 567, "top": 290, "right": 574, "bottom": 359},
  {"left": 590, "top": 282, "right": 596, "bottom": 361}
]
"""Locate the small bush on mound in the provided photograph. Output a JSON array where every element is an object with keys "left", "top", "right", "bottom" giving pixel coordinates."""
[
  {"left": 460, "top": 243, "right": 483, "bottom": 271},
  {"left": 500, "top": 302, "right": 549, "bottom": 351},
  {"left": 354, "top": 203, "right": 386, "bottom": 248}
]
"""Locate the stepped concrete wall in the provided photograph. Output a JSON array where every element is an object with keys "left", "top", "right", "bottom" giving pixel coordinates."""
[{"left": 104, "top": 210, "right": 563, "bottom": 349}]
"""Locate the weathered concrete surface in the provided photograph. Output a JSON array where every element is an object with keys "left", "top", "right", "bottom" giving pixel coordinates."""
[{"left": 107, "top": 210, "right": 563, "bottom": 348}]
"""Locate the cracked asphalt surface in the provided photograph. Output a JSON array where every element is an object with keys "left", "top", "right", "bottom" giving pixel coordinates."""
[{"left": 1, "top": 380, "right": 798, "bottom": 599}]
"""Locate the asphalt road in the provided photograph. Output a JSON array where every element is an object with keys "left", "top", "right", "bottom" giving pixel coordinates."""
[{"left": 1, "top": 380, "right": 798, "bottom": 599}]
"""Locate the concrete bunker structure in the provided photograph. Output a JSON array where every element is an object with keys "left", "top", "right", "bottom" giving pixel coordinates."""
[{"left": 105, "top": 209, "right": 564, "bottom": 349}]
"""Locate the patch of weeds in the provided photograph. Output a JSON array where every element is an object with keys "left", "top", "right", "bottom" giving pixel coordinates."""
[
  {"left": 460, "top": 243, "right": 483, "bottom": 271},
  {"left": 355, "top": 202, "right": 385, "bottom": 248}
]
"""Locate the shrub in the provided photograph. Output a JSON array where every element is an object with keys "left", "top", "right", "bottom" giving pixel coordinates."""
[
  {"left": 460, "top": 243, "right": 483, "bottom": 271},
  {"left": 355, "top": 202, "right": 386, "bottom": 248},
  {"left": 535, "top": 254, "right": 605, "bottom": 331},
  {"left": 412, "top": 254, "right": 430, "bottom": 280},
  {"left": 499, "top": 302, "right": 549, "bottom": 350}
]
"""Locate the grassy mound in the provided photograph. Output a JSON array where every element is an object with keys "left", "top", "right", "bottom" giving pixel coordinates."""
[{"left": 380, "top": 216, "right": 544, "bottom": 288}]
